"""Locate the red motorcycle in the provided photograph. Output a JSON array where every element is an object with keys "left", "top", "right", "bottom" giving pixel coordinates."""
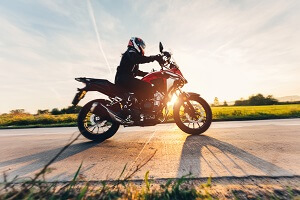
[{"left": 72, "top": 42, "right": 212, "bottom": 141}]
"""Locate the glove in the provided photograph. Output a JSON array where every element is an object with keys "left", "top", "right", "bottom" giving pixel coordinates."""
[{"left": 152, "top": 54, "right": 162, "bottom": 63}]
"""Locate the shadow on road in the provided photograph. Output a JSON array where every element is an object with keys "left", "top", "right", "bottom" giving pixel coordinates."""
[
  {"left": 177, "top": 135, "right": 292, "bottom": 177},
  {"left": 0, "top": 141, "right": 99, "bottom": 179}
]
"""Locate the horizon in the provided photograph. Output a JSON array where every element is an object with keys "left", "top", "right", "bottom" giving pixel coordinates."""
[
  {"left": 1, "top": 0, "right": 300, "bottom": 113},
  {"left": 2, "top": 93, "right": 299, "bottom": 114}
]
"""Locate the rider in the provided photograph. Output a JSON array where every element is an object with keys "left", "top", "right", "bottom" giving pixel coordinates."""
[{"left": 114, "top": 37, "right": 161, "bottom": 100}]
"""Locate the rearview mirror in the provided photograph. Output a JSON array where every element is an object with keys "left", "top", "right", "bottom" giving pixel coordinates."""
[{"left": 159, "top": 42, "right": 164, "bottom": 53}]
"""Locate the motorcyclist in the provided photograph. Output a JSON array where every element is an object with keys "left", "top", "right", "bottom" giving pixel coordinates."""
[{"left": 114, "top": 37, "right": 161, "bottom": 100}]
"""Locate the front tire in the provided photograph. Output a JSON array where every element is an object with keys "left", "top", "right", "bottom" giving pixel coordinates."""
[
  {"left": 173, "top": 94, "right": 212, "bottom": 135},
  {"left": 78, "top": 99, "right": 120, "bottom": 142}
]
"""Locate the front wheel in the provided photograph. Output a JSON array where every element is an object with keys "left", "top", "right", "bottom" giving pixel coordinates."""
[
  {"left": 78, "top": 99, "right": 120, "bottom": 142},
  {"left": 173, "top": 94, "right": 212, "bottom": 135}
]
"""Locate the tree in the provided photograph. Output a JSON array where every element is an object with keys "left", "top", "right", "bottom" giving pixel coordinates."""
[
  {"left": 51, "top": 106, "right": 82, "bottom": 115},
  {"left": 37, "top": 109, "right": 49, "bottom": 115},
  {"left": 51, "top": 108, "right": 60, "bottom": 115},
  {"left": 248, "top": 94, "right": 265, "bottom": 105},
  {"left": 234, "top": 94, "right": 278, "bottom": 106},
  {"left": 213, "top": 97, "right": 220, "bottom": 107},
  {"left": 10, "top": 109, "right": 26, "bottom": 115},
  {"left": 223, "top": 101, "right": 228, "bottom": 106},
  {"left": 265, "top": 95, "right": 278, "bottom": 105}
]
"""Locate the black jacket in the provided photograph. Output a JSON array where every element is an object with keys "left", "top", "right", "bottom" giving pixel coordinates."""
[{"left": 115, "top": 48, "right": 156, "bottom": 79}]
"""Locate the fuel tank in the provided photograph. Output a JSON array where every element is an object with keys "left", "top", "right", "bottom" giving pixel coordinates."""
[{"left": 142, "top": 71, "right": 167, "bottom": 93}]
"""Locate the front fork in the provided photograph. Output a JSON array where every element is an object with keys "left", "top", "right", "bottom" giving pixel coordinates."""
[{"left": 175, "top": 89, "right": 197, "bottom": 118}]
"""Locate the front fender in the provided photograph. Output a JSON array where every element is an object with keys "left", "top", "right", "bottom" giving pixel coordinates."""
[
  {"left": 176, "top": 92, "right": 200, "bottom": 103},
  {"left": 186, "top": 92, "right": 200, "bottom": 98}
]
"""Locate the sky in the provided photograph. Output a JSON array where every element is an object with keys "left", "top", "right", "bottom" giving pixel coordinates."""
[{"left": 0, "top": 0, "right": 299, "bottom": 113}]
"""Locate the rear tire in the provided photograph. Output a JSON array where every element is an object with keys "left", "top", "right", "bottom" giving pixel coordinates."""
[
  {"left": 173, "top": 94, "right": 212, "bottom": 135},
  {"left": 78, "top": 99, "right": 120, "bottom": 142}
]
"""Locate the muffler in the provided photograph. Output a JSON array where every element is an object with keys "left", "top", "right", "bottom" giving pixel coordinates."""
[{"left": 90, "top": 102, "right": 133, "bottom": 125}]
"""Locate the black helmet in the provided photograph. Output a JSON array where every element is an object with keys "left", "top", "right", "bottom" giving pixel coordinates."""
[{"left": 128, "top": 37, "right": 146, "bottom": 56}]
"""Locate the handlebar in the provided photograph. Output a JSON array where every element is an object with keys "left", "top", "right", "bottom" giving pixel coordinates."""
[{"left": 158, "top": 51, "right": 178, "bottom": 70}]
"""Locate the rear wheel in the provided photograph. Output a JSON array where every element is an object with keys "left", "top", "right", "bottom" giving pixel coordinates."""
[
  {"left": 173, "top": 94, "right": 212, "bottom": 135},
  {"left": 78, "top": 99, "right": 120, "bottom": 142}
]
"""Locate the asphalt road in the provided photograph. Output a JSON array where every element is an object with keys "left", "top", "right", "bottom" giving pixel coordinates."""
[{"left": 0, "top": 119, "right": 299, "bottom": 182}]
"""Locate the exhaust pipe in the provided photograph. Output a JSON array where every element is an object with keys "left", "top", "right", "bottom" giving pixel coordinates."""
[{"left": 90, "top": 102, "right": 133, "bottom": 125}]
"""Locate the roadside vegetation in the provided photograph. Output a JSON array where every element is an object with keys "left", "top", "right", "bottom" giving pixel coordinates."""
[
  {"left": 1, "top": 94, "right": 300, "bottom": 129},
  {"left": 212, "top": 104, "right": 300, "bottom": 121},
  {"left": 0, "top": 104, "right": 300, "bottom": 129},
  {"left": 2, "top": 173, "right": 299, "bottom": 199}
]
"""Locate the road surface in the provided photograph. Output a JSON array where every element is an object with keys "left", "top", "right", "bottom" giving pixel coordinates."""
[{"left": 0, "top": 119, "right": 299, "bottom": 182}]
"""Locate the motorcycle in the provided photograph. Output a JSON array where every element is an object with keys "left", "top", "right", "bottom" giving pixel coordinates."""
[{"left": 72, "top": 42, "right": 212, "bottom": 141}]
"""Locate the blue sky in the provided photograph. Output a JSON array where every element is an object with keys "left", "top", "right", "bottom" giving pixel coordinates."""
[{"left": 0, "top": 0, "right": 299, "bottom": 113}]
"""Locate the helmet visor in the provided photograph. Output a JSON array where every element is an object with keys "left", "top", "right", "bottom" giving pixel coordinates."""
[{"left": 140, "top": 42, "right": 146, "bottom": 51}]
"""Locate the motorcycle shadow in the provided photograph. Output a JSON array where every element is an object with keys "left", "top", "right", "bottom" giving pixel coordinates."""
[
  {"left": 0, "top": 141, "right": 99, "bottom": 181},
  {"left": 177, "top": 135, "right": 292, "bottom": 178}
]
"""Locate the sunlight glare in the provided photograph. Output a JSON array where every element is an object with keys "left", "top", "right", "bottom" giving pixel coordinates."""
[{"left": 167, "top": 94, "right": 178, "bottom": 106}]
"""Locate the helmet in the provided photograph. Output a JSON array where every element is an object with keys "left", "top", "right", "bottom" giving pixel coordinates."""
[{"left": 128, "top": 37, "right": 146, "bottom": 56}]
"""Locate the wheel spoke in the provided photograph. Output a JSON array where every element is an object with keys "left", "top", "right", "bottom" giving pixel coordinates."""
[
  {"left": 178, "top": 99, "right": 208, "bottom": 130},
  {"left": 87, "top": 125, "right": 96, "bottom": 132},
  {"left": 82, "top": 111, "right": 115, "bottom": 135},
  {"left": 197, "top": 122, "right": 201, "bottom": 128}
]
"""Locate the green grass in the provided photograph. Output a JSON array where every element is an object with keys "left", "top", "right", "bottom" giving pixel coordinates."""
[
  {"left": 212, "top": 104, "right": 300, "bottom": 121},
  {"left": 0, "top": 113, "right": 77, "bottom": 128},
  {"left": 0, "top": 173, "right": 214, "bottom": 200},
  {"left": 1, "top": 172, "right": 299, "bottom": 200},
  {"left": 0, "top": 104, "right": 299, "bottom": 129}
]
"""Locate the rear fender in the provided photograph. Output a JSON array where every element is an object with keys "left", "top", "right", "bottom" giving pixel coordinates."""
[
  {"left": 72, "top": 88, "right": 87, "bottom": 106},
  {"left": 72, "top": 82, "right": 125, "bottom": 106}
]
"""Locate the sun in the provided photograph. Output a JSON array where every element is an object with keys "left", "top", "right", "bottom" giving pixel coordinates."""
[{"left": 167, "top": 94, "right": 178, "bottom": 106}]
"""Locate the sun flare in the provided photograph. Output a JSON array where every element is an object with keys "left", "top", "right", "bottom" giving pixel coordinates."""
[{"left": 167, "top": 94, "right": 178, "bottom": 106}]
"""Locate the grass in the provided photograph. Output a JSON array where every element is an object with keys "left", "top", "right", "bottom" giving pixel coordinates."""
[
  {"left": 0, "top": 113, "right": 77, "bottom": 129},
  {"left": 212, "top": 104, "right": 300, "bottom": 121},
  {"left": 0, "top": 172, "right": 215, "bottom": 200},
  {"left": 1, "top": 171, "right": 300, "bottom": 200},
  {"left": 0, "top": 104, "right": 299, "bottom": 129}
]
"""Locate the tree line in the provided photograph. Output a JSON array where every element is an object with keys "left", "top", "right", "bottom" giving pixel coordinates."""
[
  {"left": 212, "top": 93, "right": 299, "bottom": 107},
  {"left": 4, "top": 93, "right": 300, "bottom": 115},
  {"left": 234, "top": 94, "right": 278, "bottom": 106},
  {"left": 5, "top": 106, "right": 82, "bottom": 115}
]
